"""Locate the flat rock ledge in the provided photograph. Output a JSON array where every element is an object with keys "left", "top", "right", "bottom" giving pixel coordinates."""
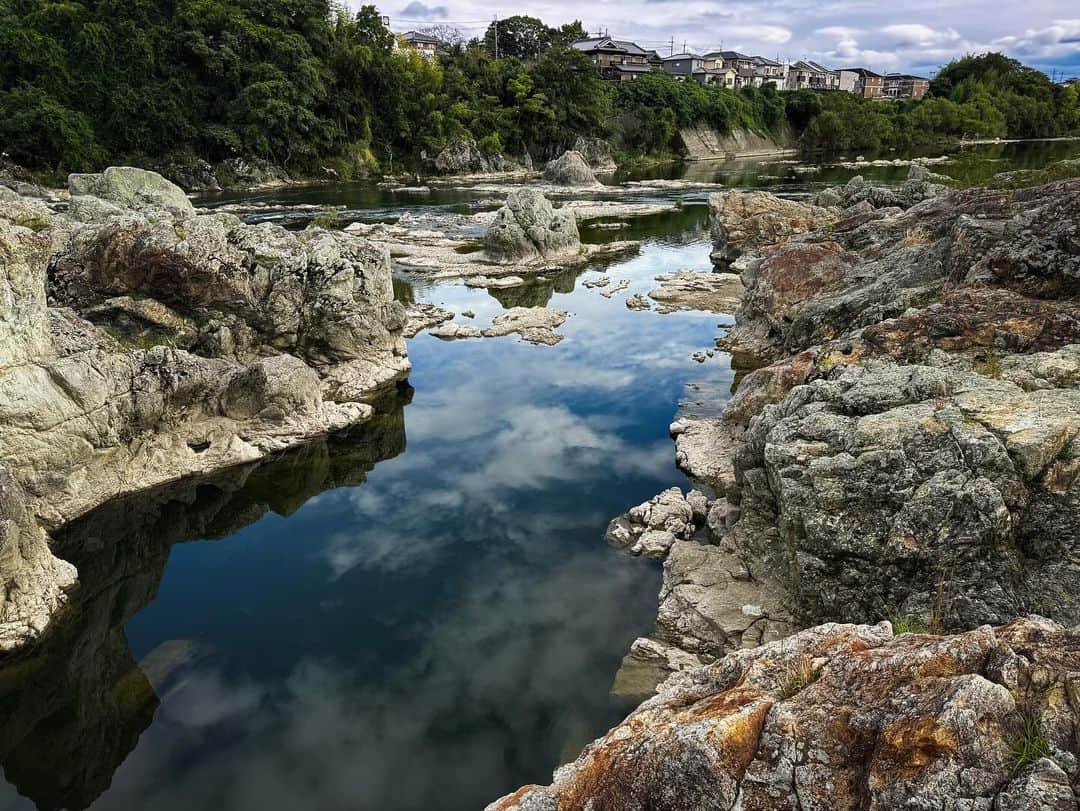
[
  {"left": 0, "top": 168, "right": 409, "bottom": 652},
  {"left": 490, "top": 617, "right": 1080, "bottom": 811}
]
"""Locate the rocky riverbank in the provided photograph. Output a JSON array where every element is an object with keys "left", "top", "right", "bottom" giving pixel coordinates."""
[
  {"left": 0, "top": 167, "right": 409, "bottom": 651},
  {"left": 492, "top": 173, "right": 1080, "bottom": 807}
]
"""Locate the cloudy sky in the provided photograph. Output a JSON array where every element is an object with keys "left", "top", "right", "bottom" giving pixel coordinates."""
[{"left": 379, "top": 0, "right": 1080, "bottom": 78}]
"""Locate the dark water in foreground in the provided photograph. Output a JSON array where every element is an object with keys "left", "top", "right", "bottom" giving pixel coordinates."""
[{"left": 0, "top": 140, "right": 1076, "bottom": 811}]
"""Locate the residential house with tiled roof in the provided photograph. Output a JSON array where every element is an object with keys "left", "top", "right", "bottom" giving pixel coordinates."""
[{"left": 571, "top": 37, "right": 657, "bottom": 81}]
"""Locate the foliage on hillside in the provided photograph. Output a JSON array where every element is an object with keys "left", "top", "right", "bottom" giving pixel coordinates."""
[
  {"left": 796, "top": 54, "right": 1079, "bottom": 153},
  {"left": 0, "top": 2, "right": 1076, "bottom": 175}
]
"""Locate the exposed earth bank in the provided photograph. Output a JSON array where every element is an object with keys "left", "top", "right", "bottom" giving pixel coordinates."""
[{"left": 492, "top": 173, "right": 1080, "bottom": 808}]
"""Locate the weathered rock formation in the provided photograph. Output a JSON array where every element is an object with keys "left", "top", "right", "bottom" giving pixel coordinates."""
[
  {"left": 484, "top": 189, "right": 581, "bottom": 263},
  {"left": 708, "top": 189, "right": 837, "bottom": 265},
  {"left": 542, "top": 150, "right": 598, "bottom": 187},
  {"left": 490, "top": 617, "right": 1080, "bottom": 810},
  {"left": 572, "top": 137, "right": 617, "bottom": 173},
  {"left": 490, "top": 177, "right": 1080, "bottom": 808},
  {"left": 432, "top": 138, "right": 524, "bottom": 176},
  {"left": 0, "top": 168, "right": 409, "bottom": 651},
  {"left": 813, "top": 163, "right": 952, "bottom": 210}
]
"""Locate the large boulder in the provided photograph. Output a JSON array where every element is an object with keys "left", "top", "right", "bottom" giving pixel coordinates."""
[
  {"left": 542, "top": 150, "right": 597, "bottom": 186},
  {"left": 483, "top": 189, "right": 580, "bottom": 263},
  {"left": 572, "top": 136, "right": 617, "bottom": 173},
  {"left": 489, "top": 618, "right": 1080, "bottom": 811},
  {"left": 67, "top": 167, "right": 194, "bottom": 217},
  {"left": 708, "top": 190, "right": 838, "bottom": 265},
  {"left": 0, "top": 172, "right": 410, "bottom": 651},
  {"left": 433, "top": 139, "right": 494, "bottom": 175}
]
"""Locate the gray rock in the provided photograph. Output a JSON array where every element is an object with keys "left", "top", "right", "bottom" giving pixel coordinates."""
[
  {"left": 541, "top": 150, "right": 597, "bottom": 186},
  {"left": 572, "top": 137, "right": 617, "bottom": 173},
  {"left": 67, "top": 167, "right": 194, "bottom": 217},
  {"left": 483, "top": 189, "right": 580, "bottom": 263}
]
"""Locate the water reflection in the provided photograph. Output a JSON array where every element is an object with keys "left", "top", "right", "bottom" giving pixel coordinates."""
[{"left": 0, "top": 394, "right": 410, "bottom": 811}]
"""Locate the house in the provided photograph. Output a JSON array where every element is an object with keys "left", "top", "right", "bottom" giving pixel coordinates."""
[
  {"left": 751, "top": 56, "right": 787, "bottom": 88},
  {"left": 662, "top": 53, "right": 730, "bottom": 86},
  {"left": 883, "top": 73, "right": 930, "bottom": 99},
  {"left": 787, "top": 60, "right": 839, "bottom": 91},
  {"left": 571, "top": 37, "right": 656, "bottom": 81},
  {"left": 399, "top": 31, "right": 439, "bottom": 59},
  {"left": 702, "top": 50, "right": 757, "bottom": 88},
  {"left": 838, "top": 68, "right": 883, "bottom": 98}
]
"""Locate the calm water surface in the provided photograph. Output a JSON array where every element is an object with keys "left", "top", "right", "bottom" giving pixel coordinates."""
[{"left": 0, "top": 140, "right": 1075, "bottom": 811}]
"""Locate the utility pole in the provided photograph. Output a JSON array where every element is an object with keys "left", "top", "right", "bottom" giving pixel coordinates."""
[
  {"left": 493, "top": 15, "right": 499, "bottom": 59},
  {"left": 669, "top": 36, "right": 674, "bottom": 56}
]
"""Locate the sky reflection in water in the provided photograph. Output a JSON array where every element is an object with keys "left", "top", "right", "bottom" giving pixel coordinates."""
[{"left": 0, "top": 206, "right": 735, "bottom": 811}]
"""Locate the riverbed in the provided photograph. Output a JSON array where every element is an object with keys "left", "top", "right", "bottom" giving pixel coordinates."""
[{"left": 0, "top": 138, "right": 1076, "bottom": 811}]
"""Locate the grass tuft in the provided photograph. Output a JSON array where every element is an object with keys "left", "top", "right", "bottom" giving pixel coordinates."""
[
  {"left": 1011, "top": 710, "right": 1051, "bottom": 770},
  {"left": 778, "top": 655, "right": 820, "bottom": 699}
]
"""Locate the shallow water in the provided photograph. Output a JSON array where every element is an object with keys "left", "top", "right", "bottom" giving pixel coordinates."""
[{"left": 1, "top": 140, "right": 1074, "bottom": 811}]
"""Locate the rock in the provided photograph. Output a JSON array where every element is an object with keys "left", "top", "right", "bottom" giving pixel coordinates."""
[
  {"left": 431, "top": 139, "right": 522, "bottom": 176},
  {"left": 647, "top": 269, "right": 744, "bottom": 314},
  {"left": 489, "top": 618, "right": 1080, "bottom": 811},
  {"left": 810, "top": 168, "right": 950, "bottom": 211},
  {"left": 213, "top": 157, "right": 289, "bottom": 189},
  {"left": 67, "top": 167, "right": 194, "bottom": 217},
  {"left": 0, "top": 461, "right": 78, "bottom": 651},
  {"left": 610, "top": 637, "right": 705, "bottom": 701},
  {"left": 403, "top": 303, "right": 454, "bottom": 337},
  {"left": 605, "top": 487, "right": 698, "bottom": 559},
  {"left": 483, "top": 189, "right": 580, "bottom": 263},
  {"left": 656, "top": 540, "right": 792, "bottom": 654},
  {"left": 152, "top": 156, "right": 221, "bottom": 192},
  {"left": 572, "top": 136, "right": 617, "bottom": 173},
  {"left": 482, "top": 307, "right": 568, "bottom": 346},
  {"left": 600, "top": 279, "right": 629, "bottom": 298},
  {"left": 708, "top": 190, "right": 838, "bottom": 264},
  {"left": 542, "top": 150, "right": 597, "bottom": 186},
  {"left": 0, "top": 175, "right": 409, "bottom": 651},
  {"left": 433, "top": 139, "right": 491, "bottom": 175},
  {"left": 625, "top": 293, "right": 652, "bottom": 311},
  {"left": 428, "top": 322, "right": 484, "bottom": 341}
]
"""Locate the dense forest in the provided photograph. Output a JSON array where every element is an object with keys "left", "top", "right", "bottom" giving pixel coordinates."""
[{"left": 1, "top": 0, "right": 1078, "bottom": 177}]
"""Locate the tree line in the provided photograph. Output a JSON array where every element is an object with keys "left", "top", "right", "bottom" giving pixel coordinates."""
[{"left": 1, "top": 2, "right": 1077, "bottom": 178}]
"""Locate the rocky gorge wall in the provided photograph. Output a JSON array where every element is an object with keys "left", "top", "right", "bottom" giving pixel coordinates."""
[
  {"left": 0, "top": 167, "right": 410, "bottom": 652},
  {"left": 492, "top": 170, "right": 1080, "bottom": 808}
]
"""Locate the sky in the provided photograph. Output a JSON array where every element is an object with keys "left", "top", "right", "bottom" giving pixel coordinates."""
[{"left": 373, "top": 0, "right": 1080, "bottom": 79}]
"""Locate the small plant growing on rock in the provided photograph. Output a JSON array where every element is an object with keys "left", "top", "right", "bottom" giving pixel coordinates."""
[
  {"left": 1010, "top": 709, "right": 1051, "bottom": 769},
  {"left": 975, "top": 350, "right": 1003, "bottom": 380},
  {"left": 308, "top": 206, "right": 340, "bottom": 230},
  {"left": 778, "top": 655, "right": 820, "bottom": 699},
  {"left": 888, "top": 614, "right": 928, "bottom": 635}
]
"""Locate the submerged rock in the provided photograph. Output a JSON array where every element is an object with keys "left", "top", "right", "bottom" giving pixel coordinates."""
[
  {"left": 542, "top": 150, "right": 598, "bottom": 186},
  {"left": 490, "top": 618, "right": 1080, "bottom": 811},
  {"left": 483, "top": 189, "right": 580, "bottom": 263}
]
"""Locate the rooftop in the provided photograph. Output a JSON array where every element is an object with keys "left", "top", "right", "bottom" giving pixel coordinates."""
[
  {"left": 571, "top": 37, "right": 648, "bottom": 56},
  {"left": 402, "top": 30, "right": 439, "bottom": 44}
]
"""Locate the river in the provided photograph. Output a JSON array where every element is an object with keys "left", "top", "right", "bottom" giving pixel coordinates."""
[{"left": 0, "top": 138, "right": 1076, "bottom": 811}]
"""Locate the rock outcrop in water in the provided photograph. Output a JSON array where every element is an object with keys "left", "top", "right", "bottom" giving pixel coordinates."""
[
  {"left": 0, "top": 168, "right": 409, "bottom": 651},
  {"left": 484, "top": 189, "right": 582, "bottom": 263},
  {"left": 572, "top": 137, "right": 617, "bottom": 173},
  {"left": 490, "top": 617, "right": 1080, "bottom": 811},
  {"left": 432, "top": 138, "right": 525, "bottom": 176},
  {"left": 493, "top": 176, "right": 1080, "bottom": 809},
  {"left": 542, "top": 150, "right": 598, "bottom": 187}
]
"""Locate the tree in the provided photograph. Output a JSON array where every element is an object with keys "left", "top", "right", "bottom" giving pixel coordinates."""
[{"left": 484, "top": 16, "right": 554, "bottom": 59}]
